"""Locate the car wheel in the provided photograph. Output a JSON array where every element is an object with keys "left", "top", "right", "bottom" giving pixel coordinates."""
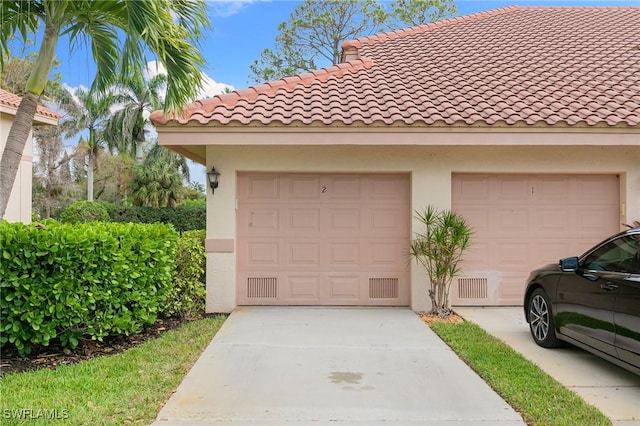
[{"left": 528, "top": 288, "right": 560, "bottom": 348}]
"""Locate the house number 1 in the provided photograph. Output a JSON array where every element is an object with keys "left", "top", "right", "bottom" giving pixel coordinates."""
[{"left": 321, "top": 186, "right": 327, "bottom": 193}]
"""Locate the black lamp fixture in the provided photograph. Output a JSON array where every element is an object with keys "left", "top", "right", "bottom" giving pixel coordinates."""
[{"left": 206, "top": 167, "right": 221, "bottom": 194}]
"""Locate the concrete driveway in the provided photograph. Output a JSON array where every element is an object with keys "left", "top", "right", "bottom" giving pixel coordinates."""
[
  {"left": 154, "top": 307, "right": 524, "bottom": 425},
  {"left": 456, "top": 307, "right": 640, "bottom": 426}
]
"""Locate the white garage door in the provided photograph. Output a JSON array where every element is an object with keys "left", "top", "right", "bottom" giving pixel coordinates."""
[
  {"left": 237, "top": 173, "right": 410, "bottom": 305},
  {"left": 452, "top": 174, "right": 620, "bottom": 306}
]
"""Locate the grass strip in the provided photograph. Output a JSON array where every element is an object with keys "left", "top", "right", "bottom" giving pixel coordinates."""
[
  {"left": 0, "top": 315, "right": 226, "bottom": 426},
  {"left": 430, "top": 320, "right": 611, "bottom": 426}
]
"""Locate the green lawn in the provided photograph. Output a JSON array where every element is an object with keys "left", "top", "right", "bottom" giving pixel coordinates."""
[
  {"left": 0, "top": 315, "right": 226, "bottom": 426},
  {"left": 430, "top": 320, "right": 612, "bottom": 426}
]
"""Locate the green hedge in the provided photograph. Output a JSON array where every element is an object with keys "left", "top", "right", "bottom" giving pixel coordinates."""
[
  {"left": 162, "top": 230, "right": 206, "bottom": 319},
  {"left": 103, "top": 203, "right": 205, "bottom": 232},
  {"left": 59, "top": 201, "right": 110, "bottom": 224},
  {"left": 0, "top": 221, "right": 178, "bottom": 355}
]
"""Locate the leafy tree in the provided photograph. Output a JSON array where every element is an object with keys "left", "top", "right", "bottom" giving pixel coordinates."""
[
  {"left": 249, "top": 0, "right": 458, "bottom": 83},
  {"left": 32, "top": 125, "right": 82, "bottom": 218},
  {"left": 410, "top": 206, "right": 472, "bottom": 318},
  {"left": 103, "top": 71, "right": 166, "bottom": 164},
  {"left": 0, "top": 0, "right": 210, "bottom": 220},
  {"left": 388, "top": 0, "right": 457, "bottom": 29},
  {"left": 92, "top": 152, "right": 135, "bottom": 205},
  {"left": 250, "top": 0, "right": 387, "bottom": 83},
  {"left": 57, "top": 86, "right": 112, "bottom": 201}
]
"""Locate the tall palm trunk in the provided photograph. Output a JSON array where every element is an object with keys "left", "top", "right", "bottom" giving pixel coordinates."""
[
  {"left": 87, "top": 153, "right": 95, "bottom": 201},
  {"left": 0, "top": 94, "right": 39, "bottom": 219},
  {"left": 135, "top": 125, "right": 145, "bottom": 164},
  {"left": 0, "top": 19, "right": 60, "bottom": 220}
]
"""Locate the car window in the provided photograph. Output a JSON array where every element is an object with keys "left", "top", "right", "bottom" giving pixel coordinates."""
[{"left": 582, "top": 235, "right": 640, "bottom": 274}]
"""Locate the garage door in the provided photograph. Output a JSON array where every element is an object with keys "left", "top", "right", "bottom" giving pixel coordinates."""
[
  {"left": 237, "top": 173, "right": 410, "bottom": 305},
  {"left": 452, "top": 174, "right": 620, "bottom": 306}
]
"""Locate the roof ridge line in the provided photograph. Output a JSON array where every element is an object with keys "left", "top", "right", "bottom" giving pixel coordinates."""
[
  {"left": 342, "top": 6, "right": 522, "bottom": 51},
  {"left": 201, "top": 58, "right": 372, "bottom": 105}
]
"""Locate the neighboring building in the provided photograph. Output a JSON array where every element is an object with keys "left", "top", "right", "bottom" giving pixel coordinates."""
[
  {"left": 0, "top": 89, "right": 59, "bottom": 223},
  {"left": 151, "top": 7, "right": 640, "bottom": 312}
]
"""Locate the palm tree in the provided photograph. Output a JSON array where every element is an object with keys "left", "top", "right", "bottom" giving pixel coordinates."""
[
  {"left": 58, "top": 86, "right": 111, "bottom": 201},
  {"left": 145, "top": 143, "right": 190, "bottom": 182},
  {"left": 0, "top": 0, "right": 210, "bottom": 220},
  {"left": 131, "top": 162, "right": 184, "bottom": 209},
  {"left": 131, "top": 143, "right": 190, "bottom": 208},
  {"left": 104, "top": 71, "right": 166, "bottom": 164}
]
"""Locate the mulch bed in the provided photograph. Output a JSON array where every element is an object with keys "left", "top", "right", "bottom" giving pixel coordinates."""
[
  {"left": 0, "top": 317, "right": 191, "bottom": 375},
  {"left": 418, "top": 311, "right": 465, "bottom": 327}
]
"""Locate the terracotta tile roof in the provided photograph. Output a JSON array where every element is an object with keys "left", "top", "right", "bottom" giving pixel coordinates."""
[
  {"left": 151, "top": 6, "right": 640, "bottom": 128},
  {"left": 0, "top": 88, "right": 60, "bottom": 120}
]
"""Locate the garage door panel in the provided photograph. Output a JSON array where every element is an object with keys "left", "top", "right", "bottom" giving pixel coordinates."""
[
  {"left": 494, "top": 208, "right": 530, "bottom": 236},
  {"left": 327, "top": 175, "right": 362, "bottom": 199},
  {"left": 455, "top": 175, "right": 491, "bottom": 202},
  {"left": 288, "top": 208, "right": 321, "bottom": 234},
  {"left": 237, "top": 208, "right": 280, "bottom": 237},
  {"left": 244, "top": 241, "right": 280, "bottom": 267},
  {"left": 535, "top": 207, "right": 570, "bottom": 234},
  {"left": 327, "top": 242, "right": 361, "bottom": 267},
  {"left": 285, "top": 275, "right": 321, "bottom": 301},
  {"left": 453, "top": 173, "right": 619, "bottom": 306},
  {"left": 288, "top": 175, "right": 322, "bottom": 199},
  {"left": 325, "top": 275, "right": 361, "bottom": 300},
  {"left": 495, "top": 242, "right": 530, "bottom": 269},
  {"left": 241, "top": 175, "right": 280, "bottom": 200},
  {"left": 238, "top": 173, "right": 410, "bottom": 306},
  {"left": 494, "top": 176, "right": 530, "bottom": 201},
  {"left": 328, "top": 208, "right": 361, "bottom": 233},
  {"left": 366, "top": 240, "right": 407, "bottom": 267},
  {"left": 574, "top": 176, "right": 619, "bottom": 202},
  {"left": 287, "top": 242, "right": 321, "bottom": 267},
  {"left": 461, "top": 241, "right": 491, "bottom": 269},
  {"left": 370, "top": 176, "right": 408, "bottom": 200},
  {"left": 367, "top": 208, "right": 409, "bottom": 236},
  {"left": 535, "top": 176, "right": 570, "bottom": 201},
  {"left": 576, "top": 207, "right": 619, "bottom": 237}
]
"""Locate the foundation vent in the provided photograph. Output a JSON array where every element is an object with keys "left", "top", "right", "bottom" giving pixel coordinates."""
[
  {"left": 369, "top": 278, "right": 398, "bottom": 299},
  {"left": 247, "top": 278, "right": 277, "bottom": 298},
  {"left": 457, "top": 278, "right": 488, "bottom": 299}
]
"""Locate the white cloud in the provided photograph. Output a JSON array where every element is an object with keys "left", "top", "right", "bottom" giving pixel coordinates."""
[
  {"left": 208, "top": 0, "right": 263, "bottom": 18},
  {"left": 145, "top": 60, "right": 234, "bottom": 101}
]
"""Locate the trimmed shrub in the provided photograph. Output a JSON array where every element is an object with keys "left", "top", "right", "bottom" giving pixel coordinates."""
[
  {"left": 0, "top": 221, "right": 177, "bottom": 355},
  {"left": 103, "top": 203, "right": 205, "bottom": 232},
  {"left": 59, "top": 201, "right": 110, "bottom": 224},
  {"left": 161, "top": 230, "right": 206, "bottom": 319}
]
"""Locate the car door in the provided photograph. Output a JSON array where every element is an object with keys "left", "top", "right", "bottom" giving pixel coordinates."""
[
  {"left": 613, "top": 235, "right": 640, "bottom": 368},
  {"left": 555, "top": 236, "right": 632, "bottom": 357}
]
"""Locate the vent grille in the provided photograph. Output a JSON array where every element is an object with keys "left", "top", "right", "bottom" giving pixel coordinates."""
[
  {"left": 458, "top": 278, "right": 488, "bottom": 299},
  {"left": 369, "top": 278, "right": 398, "bottom": 299},
  {"left": 247, "top": 278, "right": 277, "bottom": 298}
]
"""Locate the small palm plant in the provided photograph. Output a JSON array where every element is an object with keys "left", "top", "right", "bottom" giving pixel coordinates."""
[{"left": 410, "top": 206, "right": 472, "bottom": 318}]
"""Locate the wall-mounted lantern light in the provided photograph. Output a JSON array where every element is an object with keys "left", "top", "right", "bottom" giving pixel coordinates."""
[{"left": 206, "top": 167, "right": 221, "bottom": 194}]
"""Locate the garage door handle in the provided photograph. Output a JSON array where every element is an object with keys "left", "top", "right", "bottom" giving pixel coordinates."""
[{"left": 600, "top": 282, "right": 618, "bottom": 292}]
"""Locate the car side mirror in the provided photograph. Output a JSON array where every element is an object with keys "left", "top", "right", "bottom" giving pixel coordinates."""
[{"left": 559, "top": 256, "right": 579, "bottom": 272}]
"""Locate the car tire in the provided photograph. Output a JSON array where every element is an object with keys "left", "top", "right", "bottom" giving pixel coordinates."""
[{"left": 528, "top": 288, "right": 560, "bottom": 348}]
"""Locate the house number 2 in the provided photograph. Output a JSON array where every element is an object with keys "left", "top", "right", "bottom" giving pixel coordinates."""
[{"left": 321, "top": 186, "right": 327, "bottom": 193}]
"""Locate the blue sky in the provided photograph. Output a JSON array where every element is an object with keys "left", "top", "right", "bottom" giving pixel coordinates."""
[{"left": 41, "top": 0, "right": 640, "bottom": 93}]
